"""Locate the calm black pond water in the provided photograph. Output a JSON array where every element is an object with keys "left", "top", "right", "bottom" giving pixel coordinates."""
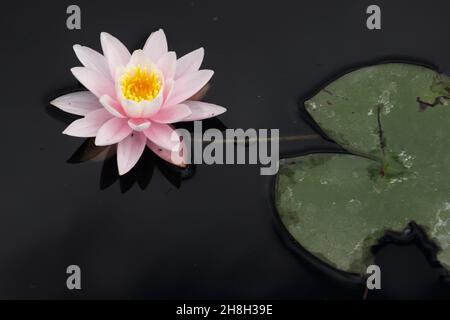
[{"left": 1, "top": 0, "right": 450, "bottom": 299}]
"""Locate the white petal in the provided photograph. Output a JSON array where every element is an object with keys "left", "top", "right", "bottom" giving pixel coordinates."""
[
  {"left": 126, "top": 49, "right": 153, "bottom": 68},
  {"left": 118, "top": 87, "right": 164, "bottom": 119},
  {"left": 141, "top": 90, "right": 164, "bottom": 118}
]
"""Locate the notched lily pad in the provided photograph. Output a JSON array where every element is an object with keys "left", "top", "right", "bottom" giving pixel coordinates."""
[{"left": 275, "top": 63, "right": 450, "bottom": 274}]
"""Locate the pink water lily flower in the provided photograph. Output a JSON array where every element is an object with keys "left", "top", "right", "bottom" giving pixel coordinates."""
[{"left": 51, "top": 29, "right": 226, "bottom": 175}]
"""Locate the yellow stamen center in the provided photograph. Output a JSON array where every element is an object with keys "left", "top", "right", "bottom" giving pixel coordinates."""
[{"left": 120, "top": 65, "right": 161, "bottom": 102}]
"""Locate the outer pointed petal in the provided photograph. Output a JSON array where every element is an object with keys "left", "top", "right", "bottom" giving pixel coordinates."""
[
  {"left": 63, "top": 109, "right": 113, "bottom": 137},
  {"left": 162, "top": 78, "right": 174, "bottom": 106},
  {"left": 128, "top": 119, "right": 151, "bottom": 132},
  {"left": 100, "top": 32, "right": 131, "bottom": 78},
  {"left": 73, "top": 44, "right": 111, "bottom": 79},
  {"left": 183, "top": 101, "right": 227, "bottom": 121},
  {"left": 99, "top": 95, "right": 126, "bottom": 118},
  {"left": 117, "top": 132, "right": 147, "bottom": 175},
  {"left": 50, "top": 91, "right": 102, "bottom": 116},
  {"left": 71, "top": 67, "right": 115, "bottom": 99},
  {"left": 189, "top": 83, "right": 210, "bottom": 101},
  {"left": 143, "top": 123, "right": 181, "bottom": 151},
  {"left": 166, "top": 70, "right": 214, "bottom": 107},
  {"left": 95, "top": 118, "right": 132, "bottom": 146},
  {"left": 150, "top": 104, "right": 192, "bottom": 124},
  {"left": 175, "top": 48, "right": 204, "bottom": 80},
  {"left": 147, "top": 140, "right": 187, "bottom": 168},
  {"left": 143, "top": 29, "right": 168, "bottom": 62},
  {"left": 157, "top": 51, "right": 177, "bottom": 80}
]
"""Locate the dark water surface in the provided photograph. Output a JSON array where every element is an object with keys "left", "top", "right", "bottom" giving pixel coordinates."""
[{"left": 1, "top": 0, "right": 450, "bottom": 298}]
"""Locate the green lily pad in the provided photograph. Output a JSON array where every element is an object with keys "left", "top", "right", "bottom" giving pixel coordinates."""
[{"left": 275, "top": 63, "right": 450, "bottom": 274}]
